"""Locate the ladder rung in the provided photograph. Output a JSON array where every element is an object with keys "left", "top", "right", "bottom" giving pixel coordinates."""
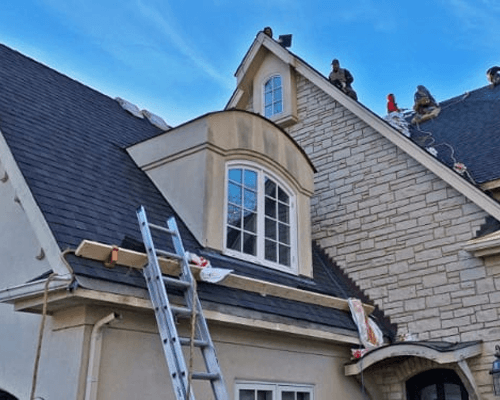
[
  {"left": 148, "top": 222, "right": 177, "bottom": 236},
  {"left": 162, "top": 276, "right": 191, "bottom": 290},
  {"left": 191, "top": 372, "right": 220, "bottom": 381},
  {"left": 179, "top": 337, "right": 209, "bottom": 348},
  {"left": 171, "top": 305, "right": 194, "bottom": 317},
  {"left": 156, "top": 249, "right": 183, "bottom": 260}
]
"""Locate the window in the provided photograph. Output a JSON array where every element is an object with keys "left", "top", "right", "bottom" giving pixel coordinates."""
[
  {"left": 225, "top": 163, "right": 296, "bottom": 272},
  {"left": 236, "top": 382, "right": 313, "bottom": 400},
  {"left": 406, "top": 369, "right": 468, "bottom": 400},
  {"left": 264, "top": 76, "right": 283, "bottom": 118}
]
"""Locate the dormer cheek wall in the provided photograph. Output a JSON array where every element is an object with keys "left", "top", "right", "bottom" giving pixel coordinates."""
[{"left": 127, "top": 110, "right": 315, "bottom": 277}]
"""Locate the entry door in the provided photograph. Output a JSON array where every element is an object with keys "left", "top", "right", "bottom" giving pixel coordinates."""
[{"left": 406, "top": 369, "right": 468, "bottom": 400}]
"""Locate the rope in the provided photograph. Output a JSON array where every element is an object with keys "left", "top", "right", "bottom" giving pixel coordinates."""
[
  {"left": 186, "top": 278, "right": 198, "bottom": 400},
  {"left": 30, "top": 272, "right": 57, "bottom": 400}
]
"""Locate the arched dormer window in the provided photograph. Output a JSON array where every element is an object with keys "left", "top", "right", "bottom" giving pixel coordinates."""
[
  {"left": 225, "top": 162, "right": 297, "bottom": 273},
  {"left": 264, "top": 76, "right": 283, "bottom": 118}
]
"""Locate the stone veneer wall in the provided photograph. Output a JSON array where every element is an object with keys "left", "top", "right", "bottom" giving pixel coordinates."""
[{"left": 284, "top": 74, "right": 500, "bottom": 399}]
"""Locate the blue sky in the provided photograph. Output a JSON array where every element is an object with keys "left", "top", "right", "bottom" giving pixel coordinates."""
[{"left": 2, "top": 0, "right": 500, "bottom": 126}]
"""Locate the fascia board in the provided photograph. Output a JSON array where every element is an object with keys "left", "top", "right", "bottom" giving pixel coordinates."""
[
  {"left": 234, "top": 34, "right": 264, "bottom": 84},
  {"left": 0, "top": 128, "right": 72, "bottom": 276},
  {"left": 11, "top": 285, "right": 360, "bottom": 345}
]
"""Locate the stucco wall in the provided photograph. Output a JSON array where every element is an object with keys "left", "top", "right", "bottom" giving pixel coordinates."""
[
  {"left": 97, "top": 312, "right": 365, "bottom": 400},
  {"left": 0, "top": 167, "right": 52, "bottom": 399},
  {"left": 33, "top": 304, "right": 366, "bottom": 400},
  {"left": 283, "top": 74, "right": 500, "bottom": 399}
]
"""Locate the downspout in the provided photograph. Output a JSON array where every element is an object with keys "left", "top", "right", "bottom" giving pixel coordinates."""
[{"left": 84, "top": 312, "right": 121, "bottom": 400}]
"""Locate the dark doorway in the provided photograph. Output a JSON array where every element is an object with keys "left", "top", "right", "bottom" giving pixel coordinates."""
[{"left": 406, "top": 369, "right": 468, "bottom": 400}]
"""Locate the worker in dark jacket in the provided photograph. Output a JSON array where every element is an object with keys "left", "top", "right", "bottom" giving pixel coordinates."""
[{"left": 328, "top": 59, "right": 357, "bottom": 100}]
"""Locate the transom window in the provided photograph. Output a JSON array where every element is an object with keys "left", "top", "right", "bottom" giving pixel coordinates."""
[
  {"left": 264, "top": 76, "right": 283, "bottom": 118},
  {"left": 236, "top": 382, "right": 313, "bottom": 400},
  {"left": 225, "top": 163, "right": 296, "bottom": 272}
]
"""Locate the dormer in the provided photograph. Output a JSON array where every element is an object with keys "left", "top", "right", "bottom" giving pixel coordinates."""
[
  {"left": 227, "top": 31, "right": 298, "bottom": 128},
  {"left": 127, "top": 110, "right": 315, "bottom": 277}
]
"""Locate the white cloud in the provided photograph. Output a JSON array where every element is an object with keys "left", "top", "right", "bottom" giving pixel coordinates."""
[{"left": 134, "top": 0, "right": 233, "bottom": 88}]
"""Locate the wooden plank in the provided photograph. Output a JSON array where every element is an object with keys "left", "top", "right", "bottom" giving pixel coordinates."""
[
  {"left": 75, "top": 240, "right": 179, "bottom": 273},
  {"left": 74, "top": 240, "right": 374, "bottom": 314}
]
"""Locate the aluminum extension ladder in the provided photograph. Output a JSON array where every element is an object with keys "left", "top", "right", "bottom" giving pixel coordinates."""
[{"left": 136, "top": 206, "right": 228, "bottom": 400}]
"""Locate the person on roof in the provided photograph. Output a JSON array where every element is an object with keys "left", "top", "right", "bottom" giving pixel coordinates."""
[
  {"left": 487, "top": 66, "right": 500, "bottom": 87},
  {"left": 411, "top": 85, "right": 441, "bottom": 124},
  {"left": 328, "top": 59, "right": 357, "bottom": 100}
]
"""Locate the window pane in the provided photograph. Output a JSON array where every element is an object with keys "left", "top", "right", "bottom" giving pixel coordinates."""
[
  {"left": 278, "top": 203, "right": 289, "bottom": 223},
  {"left": 278, "top": 223, "right": 290, "bottom": 245},
  {"left": 226, "top": 228, "right": 241, "bottom": 251},
  {"left": 243, "top": 233, "right": 257, "bottom": 255},
  {"left": 297, "top": 393, "right": 310, "bottom": 400},
  {"left": 228, "top": 182, "right": 242, "bottom": 205},
  {"left": 229, "top": 168, "right": 242, "bottom": 183},
  {"left": 265, "top": 92, "right": 272, "bottom": 106},
  {"left": 244, "top": 211, "right": 257, "bottom": 233},
  {"left": 240, "top": 390, "right": 255, "bottom": 400},
  {"left": 282, "top": 392, "right": 294, "bottom": 400},
  {"left": 278, "top": 187, "right": 289, "bottom": 203},
  {"left": 274, "top": 101, "right": 282, "bottom": 114},
  {"left": 265, "top": 217, "right": 276, "bottom": 239},
  {"left": 265, "top": 105, "right": 272, "bottom": 118},
  {"left": 265, "top": 239, "right": 277, "bottom": 262},
  {"left": 275, "top": 88, "right": 282, "bottom": 100},
  {"left": 444, "top": 384, "right": 462, "bottom": 400},
  {"left": 227, "top": 204, "right": 242, "bottom": 227},
  {"left": 265, "top": 80, "right": 273, "bottom": 92},
  {"left": 244, "top": 170, "right": 258, "bottom": 190},
  {"left": 279, "top": 244, "right": 291, "bottom": 266},
  {"left": 265, "top": 179, "right": 276, "bottom": 197},
  {"left": 244, "top": 189, "right": 257, "bottom": 212},
  {"left": 421, "top": 385, "right": 437, "bottom": 400},
  {"left": 273, "top": 76, "right": 282, "bottom": 87},
  {"left": 257, "top": 391, "right": 272, "bottom": 400},
  {"left": 265, "top": 198, "right": 276, "bottom": 218}
]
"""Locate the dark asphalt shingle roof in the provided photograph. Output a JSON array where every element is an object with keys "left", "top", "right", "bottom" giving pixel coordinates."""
[
  {"left": 0, "top": 43, "right": 393, "bottom": 338},
  {"left": 407, "top": 84, "right": 500, "bottom": 185}
]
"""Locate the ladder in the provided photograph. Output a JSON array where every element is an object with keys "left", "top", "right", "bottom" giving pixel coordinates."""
[{"left": 136, "top": 206, "right": 228, "bottom": 400}]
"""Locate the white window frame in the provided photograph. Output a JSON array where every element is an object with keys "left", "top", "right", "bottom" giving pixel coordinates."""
[
  {"left": 263, "top": 74, "right": 283, "bottom": 118},
  {"left": 224, "top": 161, "right": 298, "bottom": 274},
  {"left": 235, "top": 381, "right": 314, "bottom": 400}
]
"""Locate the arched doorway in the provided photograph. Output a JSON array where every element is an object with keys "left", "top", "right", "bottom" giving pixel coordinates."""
[
  {"left": 0, "top": 389, "right": 18, "bottom": 400},
  {"left": 407, "top": 369, "right": 468, "bottom": 400}
]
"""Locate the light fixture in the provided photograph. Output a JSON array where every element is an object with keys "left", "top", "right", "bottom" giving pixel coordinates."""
[{"left": 490, "top": 345, "right": 500, "bottom": 396}]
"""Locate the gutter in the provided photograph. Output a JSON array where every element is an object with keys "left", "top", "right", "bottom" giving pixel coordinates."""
[
  {"left": 0, "top": 275, "right": 73, "bottom": 304},
  {"left": 84, "top": 312, "right": 121, "bottom": 400}
]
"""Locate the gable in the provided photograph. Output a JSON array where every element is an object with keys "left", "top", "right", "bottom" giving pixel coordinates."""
[{"left": 228, "top": 33, "right": 500, "bottom": 223}]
